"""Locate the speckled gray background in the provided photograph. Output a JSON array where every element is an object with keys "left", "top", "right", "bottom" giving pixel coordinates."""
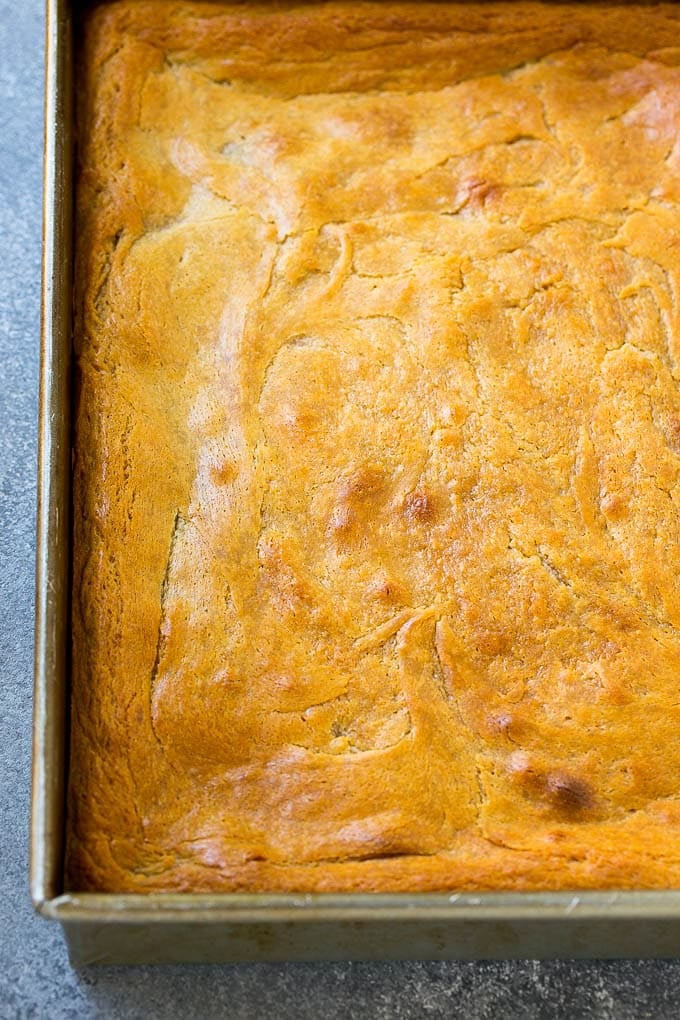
[{"left": 3, "top": 0, "right": 680, "bottom": 1016}]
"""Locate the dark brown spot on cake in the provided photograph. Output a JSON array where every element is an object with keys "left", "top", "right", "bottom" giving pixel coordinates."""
[
  {"left": 545, "top": 771, "right": 594, "bottom": 813},
  {"left": 403, "top": 488, "right": 436, "bottom": 524},
  {"left": 507, "top": 755, "right": 593, "bottom": 814},
  {"left": 277, "top": 403, "right": 318, "bottom": 437},
  {"left": 342, "top": 464, "right": 386, "bottom": 501},
  {"left": 600, "top": 491, "right": 627, "bottom": 521},
  {"left": 210, "top": 460, "right": 239, "bottom": 486}
]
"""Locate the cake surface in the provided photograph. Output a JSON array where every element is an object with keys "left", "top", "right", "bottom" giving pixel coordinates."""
[{"left": 69, "top": 0, "right": 680, "bottom": 892}]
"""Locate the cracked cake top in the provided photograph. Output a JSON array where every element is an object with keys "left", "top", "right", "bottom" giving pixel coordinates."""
[{"left": 69, "top": 1, "right": 680, "bottom": 892}]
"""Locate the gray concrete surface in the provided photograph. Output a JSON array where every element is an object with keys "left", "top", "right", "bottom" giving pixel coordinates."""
[{"left": 3, "top": 0, "right": 680, "bottom": 1015}]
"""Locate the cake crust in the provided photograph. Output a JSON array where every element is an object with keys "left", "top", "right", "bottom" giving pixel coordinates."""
[{"left": 69, "top": 1, "right": 680, "bottom": 892}]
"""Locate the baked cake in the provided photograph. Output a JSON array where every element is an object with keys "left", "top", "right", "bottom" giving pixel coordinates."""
[{"left": 68, "top": 1, "right": 680, "bottom": 891}]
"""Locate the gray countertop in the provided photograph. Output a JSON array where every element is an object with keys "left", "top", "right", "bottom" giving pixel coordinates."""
[{"left": 3, "top": 0, "right": 680, "bottom": 1015}]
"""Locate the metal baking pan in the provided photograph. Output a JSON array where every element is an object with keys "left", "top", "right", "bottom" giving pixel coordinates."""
[{"left": 31, "top": 0, "right": 680, "bottom": 965}]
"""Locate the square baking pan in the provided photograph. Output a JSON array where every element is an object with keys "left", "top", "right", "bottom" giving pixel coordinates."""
[{"left": 31, "top": 0, "right": 680, "bottom": 964}]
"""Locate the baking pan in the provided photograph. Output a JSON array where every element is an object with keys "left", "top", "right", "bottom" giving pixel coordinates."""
[{"left": 31, "top": 0, "right": 680, "bottom": 964}]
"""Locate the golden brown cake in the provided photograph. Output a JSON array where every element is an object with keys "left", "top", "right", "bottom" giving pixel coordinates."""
[{"left": 68, "top": 0, "right": 680, "bottom": 892}]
